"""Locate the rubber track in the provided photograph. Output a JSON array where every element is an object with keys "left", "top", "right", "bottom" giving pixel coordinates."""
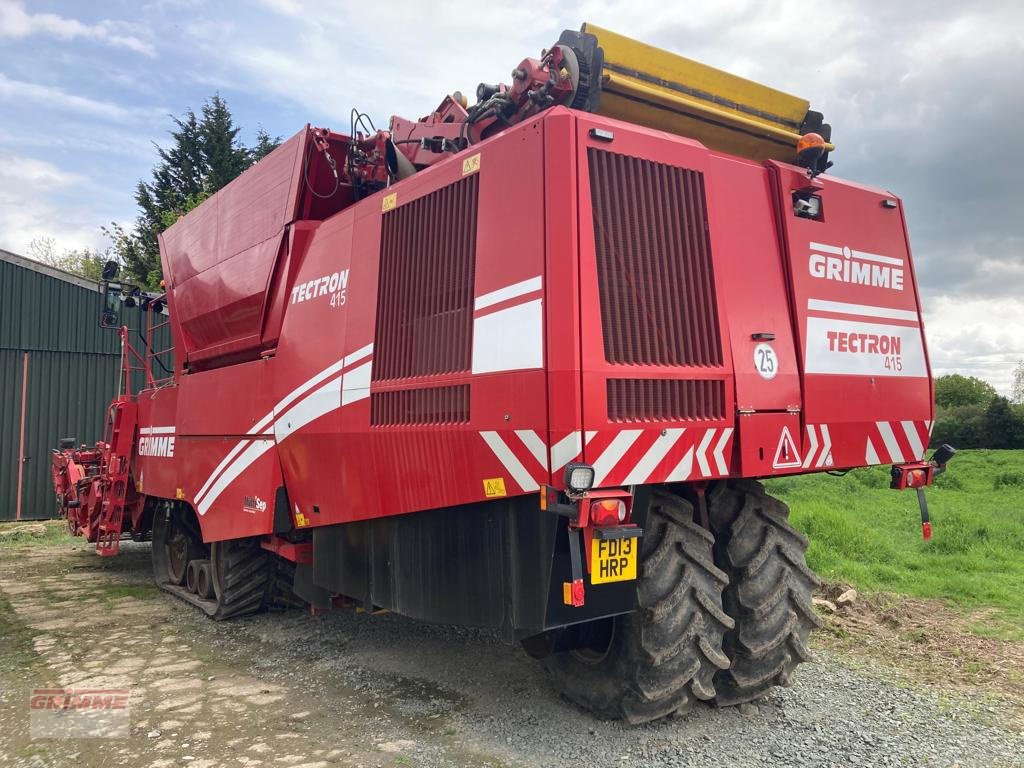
[
  {"left": 545, "top": 489, "right": 733, "bottom": 724},
  {"left": 708, "top": 480, "right": 822, "bottom": 706},
  {"left": 208, "top": 539, "right": 274, "bottom": 620},
  {"left": 152, "top": 507, "right": 280, "bottom": 621}
]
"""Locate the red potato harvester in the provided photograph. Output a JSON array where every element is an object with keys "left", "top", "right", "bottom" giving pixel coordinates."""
[{"left": 51, "top": 23, "right": 954, "bottom": 723}]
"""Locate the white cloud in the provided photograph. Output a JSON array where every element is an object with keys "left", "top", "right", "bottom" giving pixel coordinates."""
[
  {"left": 923, "top": 294, "right": 1024, "bottom": 395},
  {"left": 0, "top": 73, "right": 164, "bottom": 122},
  {"left": 0, "top": 151, "right": 105, "bottom": 254},
  {"left": 0, "top": 0, "right": 155, "bottom": 56}
]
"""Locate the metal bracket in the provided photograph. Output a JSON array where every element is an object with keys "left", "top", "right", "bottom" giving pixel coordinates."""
[{"left": 593, "top": 526, "right": 643, "bottom": 541}]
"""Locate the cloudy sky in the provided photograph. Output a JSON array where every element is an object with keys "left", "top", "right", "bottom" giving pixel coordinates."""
[{"left": 1, "top": 0, "right": 1021, "bottom": 391}]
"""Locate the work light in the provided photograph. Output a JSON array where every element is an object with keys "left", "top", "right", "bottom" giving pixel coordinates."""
[{"left": 564, "top": 463, "right": 595, "bottom": 494}]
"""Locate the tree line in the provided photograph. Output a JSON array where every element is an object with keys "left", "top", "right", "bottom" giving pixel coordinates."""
[{"left": 932, "top": 369, "right": 1024, "bottom": 449}]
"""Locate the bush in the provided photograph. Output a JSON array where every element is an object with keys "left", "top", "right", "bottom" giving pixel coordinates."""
[
  {"left": 932, "top": 397, "right": 1024, "bottom": 449},
  {"left": 994, "top": 471, "right": 1024, "bottom": 490}
]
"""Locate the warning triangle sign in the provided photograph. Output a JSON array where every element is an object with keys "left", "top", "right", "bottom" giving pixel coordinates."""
[{"left": 773, "top": 426, "right": 802, "bottom": 469}]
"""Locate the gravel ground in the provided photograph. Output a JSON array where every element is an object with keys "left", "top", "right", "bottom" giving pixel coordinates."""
[{"left": 3, "top": 541, "right": 1022, "bottom": 768}]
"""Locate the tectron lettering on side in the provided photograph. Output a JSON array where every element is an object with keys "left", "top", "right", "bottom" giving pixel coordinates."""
[{"left": 804, "top": 317, "right": 926, "bottom": 377}]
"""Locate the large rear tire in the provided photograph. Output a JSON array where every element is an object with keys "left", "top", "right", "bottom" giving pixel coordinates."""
[
  {"left": 543, "top": 489, "right": 734, "bottom": 723},
  {"left": 707, "top": 480, "right": 822, "bottom": 706}
]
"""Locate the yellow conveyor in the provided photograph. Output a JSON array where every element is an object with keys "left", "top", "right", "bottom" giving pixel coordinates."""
[{"left": 583, "top": 23, "right": 833, "bottom": 163}]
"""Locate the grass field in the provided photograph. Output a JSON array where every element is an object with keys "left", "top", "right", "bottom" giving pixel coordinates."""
[{"left": 767, "top": 449, "right": 1024, "bottom": 639}]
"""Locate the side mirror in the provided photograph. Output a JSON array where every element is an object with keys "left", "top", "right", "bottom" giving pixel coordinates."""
[
  {"left": 102, "top": 260, "right": 119, "bottom": 281},
  {"left": 99, "top": 280, "right": 121, "bottom": 328}
]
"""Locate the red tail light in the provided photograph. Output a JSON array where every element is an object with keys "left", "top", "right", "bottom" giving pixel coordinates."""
[
  {"left": 591, "top": 498, "right": 627, "bottom": 526},
  {"left": 906, "top": 469, "right": 928, "bottom": 488}
]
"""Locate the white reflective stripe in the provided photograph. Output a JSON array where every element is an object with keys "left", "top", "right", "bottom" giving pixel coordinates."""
[
  {"left": 926, "top": 420, "right": 934, "bottom": 436},
  {"left": 480, "top": 431, "right": 538, "bottom": 492},
  {"left": 344, "top": 343, "right": 373, "bottom": 368},
  {"left": 809, "top": 241, "right": 843, "bottom": 255},
  {"left": 901, "top": 420, "right": 925, "bottom": 460},
  {"left": 815, "top": 425, "right": 832, "bottom": 467},
  {"left": 515, "top": 430, "right": 548, "bottom": 470},
  {"left": 275, "top": 376, "right": 343, "bottom": 442},
  {"left": 341, "top": 361, "right": 372, "bottom": 405},
  {"left": 876, "top": 421, "right": 904, "bottom": 463},
  {"left": 474, "top": 275, "right": 542, "bottom": 311},
  {"left": 621, "top": 429, "right": 684, "bottom": 485},
  {"left": 865, "top": 437, "right": 881, "bottom": 465},
  {"left": 195, "top": 434, "right": 260, "bottom": 504},
  {"left": 139, "top": 426, "right": 175, "bottom": 435},
  {"left": 807, "top": 299, "right": 918, "bottom": 322},
  {"left": 471, "top": 299, "right": 543, "bottom": 374},
  {"left": 802, "top": 425, "right": 819, "bottom": 469},
  {"left": 591, "top": 430, "right": 642, "bottom": 485},
  {"left": 695, "top": 429, "right": 715, "bottom": 476},
  {"left": 197, "top": 438, "right": 275, "bottom": 516},
  {"left": 712, "top": 428, "right": 732, "bottom": 475},
  {"left": 852, "top": 249, "right": 902, "bottom": 266},
  {"left": 273, "top": 358, "right": 346, "bottom": 418},
  {"left": 196, "top": 348, "right": 373, "bottom": 504},
  {"left": 549, "top": 432, "right": 582, "bottom": 472},
  {"left": 665, "top": 446, "right": 694, "bottom": 482}
]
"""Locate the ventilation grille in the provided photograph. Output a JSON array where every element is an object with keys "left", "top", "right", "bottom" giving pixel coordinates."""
[
  {"left": 372, "top": 175, "right": 478, "bottom": 381},
  {"left": 371, "top": 385, "right": 470, "bottom": 426},
  {"left": 607, "top": 378, "right": 725, "bottom": 423},
  {"left": 589, "top": 149, "right": 722, "bottom": 367}
]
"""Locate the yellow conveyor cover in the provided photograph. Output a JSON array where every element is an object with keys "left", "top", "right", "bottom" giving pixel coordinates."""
[{"left": 584, "top": 23, "right": 832, "bottom": 163}]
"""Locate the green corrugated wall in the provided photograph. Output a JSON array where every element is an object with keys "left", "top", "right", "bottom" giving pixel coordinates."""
[{"left": 0, "top": 254, "right": 172, "bottom": 520}]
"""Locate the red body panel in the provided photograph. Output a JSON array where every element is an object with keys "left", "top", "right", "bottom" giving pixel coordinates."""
[{"left": 125, "top": 108, "right": 931, "bottom": 543}]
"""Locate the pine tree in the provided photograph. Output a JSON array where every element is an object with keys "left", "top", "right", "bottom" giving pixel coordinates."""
[
  {"left": 251, "top": 127, "right": 282, "bottom": 164},
  {"left": 200, "top": 95, "right": 250, "bottom": 193},
  {"left": 111, "top": 95, "right": 282, "bottom": 287}
]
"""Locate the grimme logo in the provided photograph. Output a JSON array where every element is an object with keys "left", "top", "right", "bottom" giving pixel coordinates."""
[
  {"left": 138, "top": 430, "right": 175, "bottom": 458},
  {"left": 243, "top": 495, "right": 267, "bottom": 513},
  {"left": 29, "top": 688, "right": 131, "bottom": 739},
  {"left": 808, "top": 242, "right": 904, "bottom": 291}
]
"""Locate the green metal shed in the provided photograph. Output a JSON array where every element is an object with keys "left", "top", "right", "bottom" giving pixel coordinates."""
[{"left": 0, "top": 249, "right": 170, "bottom": 521}]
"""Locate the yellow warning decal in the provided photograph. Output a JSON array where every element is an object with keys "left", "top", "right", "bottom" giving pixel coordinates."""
[
  {"left": 295, "top": 510, "right": 309, "bottom": 528},
  {"left": 483, "top": 477, "right": 507, "bottom": 497},
  {"left": 381, "top": 192, "right": 397, "bottom": 212},
  {"left": 462, "top": 153, "right": 481, "bottom": 175},
  {"left": 175, "top": 487, "right": 185, "bottom": 500}
]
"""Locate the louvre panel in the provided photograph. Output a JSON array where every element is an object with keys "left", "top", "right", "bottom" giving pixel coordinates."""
[
  {"left": 588, "top": 149, "right": 722, "bottom": 367},
  {"left": 372, "top": 175, "right": 478, "bottom": 381},
  {"left": 607, "top": 378, "right": 725, "bottom": 422},
  {"left": 371, "top": 385, "right": 470, "bottom": 426}
]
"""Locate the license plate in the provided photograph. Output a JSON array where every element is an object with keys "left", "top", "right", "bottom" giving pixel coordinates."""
[{"left": 590, "top": 536, "right": 638, "bottom": 584}]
